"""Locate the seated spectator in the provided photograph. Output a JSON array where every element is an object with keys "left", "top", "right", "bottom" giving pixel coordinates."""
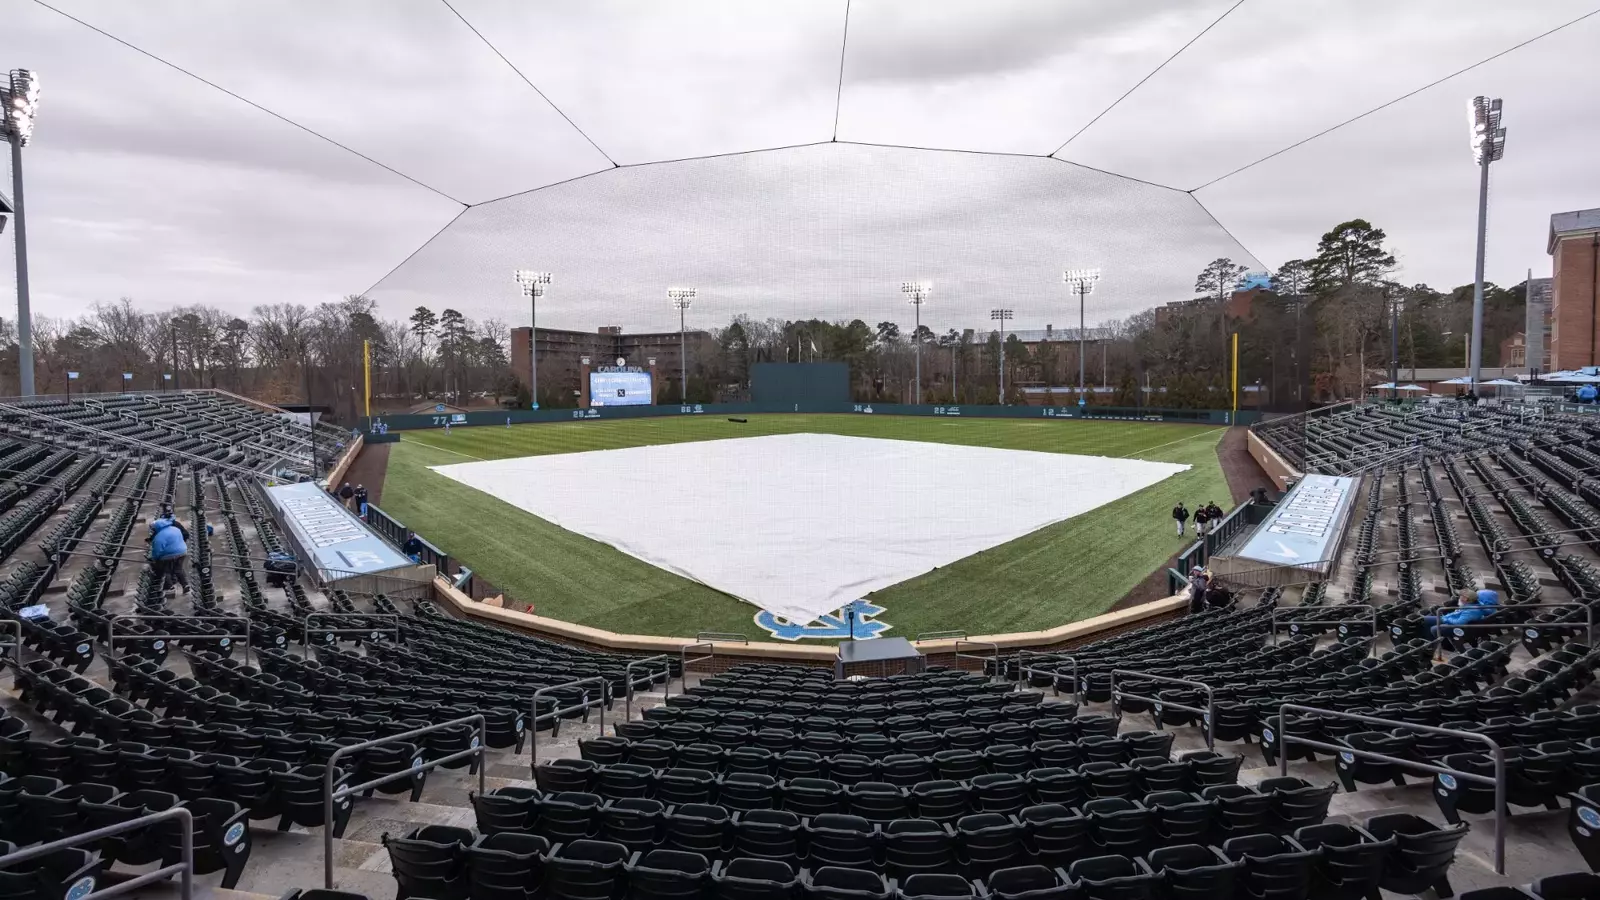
[{"left": 1422, "top": 588, "right": 1500, "bottom": 639}]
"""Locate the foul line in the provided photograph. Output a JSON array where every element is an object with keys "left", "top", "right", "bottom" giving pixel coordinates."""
[
  {"left": 1118, "top": 425, "right": 1228, "bottom": 460},
  {"left": 405, "top": 438, "right": 486, "bottom": 461}
]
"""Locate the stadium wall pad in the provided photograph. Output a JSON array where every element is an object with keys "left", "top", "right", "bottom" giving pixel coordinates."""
[
  {"left": 1246, "top": 428, "right": 1301, "bottom": 491},
  {"left": 322, "top": 432, "right": 364, "bottom": 489},
  {"left": 430, "top": 574, "right": 1187, "bottom": 673},
  {"left": 370, "top": 402, "right": 1259, "bottom": 431}
]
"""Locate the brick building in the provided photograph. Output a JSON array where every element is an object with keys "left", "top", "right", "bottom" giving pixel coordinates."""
[
  {"left": 510, "top": 325, "right": 716, "bottom": 404},
  {"left": 1153, "top": 288, "right": 1264, "bottom": 325},
  {"left": 1548, "top": 208, "right": 1600, "bottom": 371}
]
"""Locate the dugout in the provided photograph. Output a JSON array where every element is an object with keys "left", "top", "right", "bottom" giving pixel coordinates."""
[{"left": 751, "top": 362, "right": 850, "bottom": 405}]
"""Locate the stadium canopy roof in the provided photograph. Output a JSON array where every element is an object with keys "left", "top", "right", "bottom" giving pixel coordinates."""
[{"left": 8, "top": 1, "right": 1599, "bottom": 323}]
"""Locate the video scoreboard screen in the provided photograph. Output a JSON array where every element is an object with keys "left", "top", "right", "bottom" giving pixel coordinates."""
[{"left": 589, "top": 370, "right": 653, "bottom": 406}]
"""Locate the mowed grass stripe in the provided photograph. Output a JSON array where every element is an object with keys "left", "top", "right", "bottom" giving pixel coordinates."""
[{"left": 379, "top": 415, "right": 1227, "bottom": 639}]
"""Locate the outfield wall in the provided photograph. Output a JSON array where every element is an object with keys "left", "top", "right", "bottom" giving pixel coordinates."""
[{"left": 369, "top": 401, "right": 1258, "bottom": 432}]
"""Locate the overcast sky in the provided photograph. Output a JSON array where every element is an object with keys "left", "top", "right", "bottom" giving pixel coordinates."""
[{"left": 3, "top": 0, "right": 1597, "bottom": 334}]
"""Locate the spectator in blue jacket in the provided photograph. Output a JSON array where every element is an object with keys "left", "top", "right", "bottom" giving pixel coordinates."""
[
  {"left": 148, "top": 515, "right": 191, "bottom": 595},
  {"left": 1423, "top": 588, "right": 1500, "bottom": 638}
]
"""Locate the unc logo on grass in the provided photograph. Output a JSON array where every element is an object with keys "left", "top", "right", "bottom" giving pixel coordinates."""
[{"left": 756, "top": 600, "right": 891, "bottom": 642}]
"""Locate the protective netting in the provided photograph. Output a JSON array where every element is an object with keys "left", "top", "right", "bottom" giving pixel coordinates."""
[{"left": 367, "top": 143, "right": 1258, "bottom": 334}]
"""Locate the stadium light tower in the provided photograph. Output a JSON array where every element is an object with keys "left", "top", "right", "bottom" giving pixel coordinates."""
[
  {"left": 1468, "top": 96, "right": 1505, "bottom": 390},
  {"left": 902, "top": 281, "right": 930, "bottom": 404},
  {"left": 2, "top": 69, "right": 41, "bottom": 396},
  {"left": 990, "top": 308, "right": 1013, "bottom": 404},
  {"left": 668, "top": 288, "right": 697, "bottom": 403},
  {"left": 514, "top": 270, "right": 551, "bottom": 408},
  {"left": 1063, "top": 268, "right": 1100, "bottom": 401}
]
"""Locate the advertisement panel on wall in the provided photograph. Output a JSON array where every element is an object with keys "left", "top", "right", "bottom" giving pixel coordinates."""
[{"left": 589, "top": 370, "right": 652, "bottom": 407}]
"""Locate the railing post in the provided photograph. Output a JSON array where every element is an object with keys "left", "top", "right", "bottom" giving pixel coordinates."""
[
  {"left": 323, "top": 714, "right": 486, "bottom": 890},
  {"left": 529, "top": 676, "right": 609, "bottom": 765},
  {"left": 624, "top": 654, "right": 671, "bottom": 720},
  {"left": 953, "top": 639, "right": 1000, "bottom": 677},
  {"left": 0, "top": 806, "right": 195, "bottom": 900},
  {"left": 1277, "top": 703, "right": 1507, "bottom": 874},
  {"left": 1111, "top": 669, "right": 1214, "bottom": 749},
  {"left": 678, "top": 641, "right": 715, "bottom": 683}
]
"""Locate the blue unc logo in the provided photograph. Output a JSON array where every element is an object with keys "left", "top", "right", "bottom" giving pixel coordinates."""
[
  {"left": 756, "top": 601, "right": 891, "bottom": 642},
  {"left": 66, "top": 877, "right": 96, "bottom": 900},
  {"left": 1580, "top": 806, "right": 1600, "bottom": 829}
]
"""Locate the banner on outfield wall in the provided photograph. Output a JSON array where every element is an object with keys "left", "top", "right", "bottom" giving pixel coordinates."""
[
  {"left": 264, "top": 481, "right": 413, "bottom": 580},
  {"left": 363, "top": 401, "right": 1259, "bottom": 432}
]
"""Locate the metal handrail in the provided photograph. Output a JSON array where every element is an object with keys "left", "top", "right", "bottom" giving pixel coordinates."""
[
  {"left": 302, "top": 612, "right": 400, "bottom": 647},
  {"left": 530, "top": 676, "right": 609, "bottom": 765},
  {"left": 1, "top": 619, "right": 19, "bottom": 673},
  {"left": 695, "top": 631, "right": 748, "bottom": 644},
  {"left": 323, "top": 714, "right": 486, "bottom": 889},
  {"left": 679, "top": 641, "right": 715, "bottom": 680},
  {"left": 0, "top": 805, "right": 194, "bottom": 900},
  {"left": 915, "top": 630, "right": 967, "bottom": 642},
  {"left": 954, "top": 639, "right": 1000, "bottom": 676},
  {"left": 1017, "top": 649, "right": 1079, "bottom": 704},
  {"left": 1491, "top": 525, "right": 1600, "bottom": 553},
  {"left": 1111, "top": 669, "right": 1215, "bottom": 749},
  {"left": 1275, "top": 703, "right": 1506, "bottom": 874},
  {"left": 106, "top": 613, "right": 252, "bottom": 663},
  {"left": 1423, "top": 601, "right": 1596, "bottom": 647},
  {"left": 624, "top": 654, "right": 672, "bottom": 720},
  {"left": 1271, "top": 604, "right": 1378, "bottom": 651}
]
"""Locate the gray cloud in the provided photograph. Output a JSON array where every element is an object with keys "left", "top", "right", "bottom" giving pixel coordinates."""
[{"left": 0, "top": 0, "right": 1592, "bottom": 328}]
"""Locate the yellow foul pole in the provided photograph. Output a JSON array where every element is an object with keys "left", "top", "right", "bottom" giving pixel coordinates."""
[
  {"left": 363, "top": 340, "right": 372, "bottom": 423},
  {"left": 1231, "top": 332, "right": 1239, "bottom": 413}
]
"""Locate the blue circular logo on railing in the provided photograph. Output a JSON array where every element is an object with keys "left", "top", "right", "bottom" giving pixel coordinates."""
[
  {"left": 220, "top": 638, "right": 231, "bottom": 647},
  {"left": 153, "top": 640, "right": 165, "bottom": 651},
  {"left": 412, "top": 756, "right": 424, "bottom": 770},
  {"left": 1580, "top": 806, "right": 1600, "bottom": 829},
  {"left": 1153, "top": 702, "right": 1164, "bottom": 713},
  {"left": 224, "top": 823, "right": 245, "bottom": 846},
  {"left": 1262, "top": 728, "right": 1275, "bottom": 743},
  {"left": 370, "top": 631, "right": 380, "bottom": 641},
  {"left": 1438, "top": 774, "right": 1458, "bottom": 790},
  {"left": 516, "top": 718, "right": 525, "bottom": 732},
  {"left": 470, "top": 736, "right": 481, "bottom": 749},
  {"left": 66, "top": 877, "right": 96, "bottom": 900},
  {"left": 275, "top": 635, "right": 286, "bottom": 645},
  {"left": 1339, "top": 752, "right": 1354, "bottom": 764},
  {"left": 1452, "top": 628, "right": 1464, "bottom": 637},
  {"left": 75, "top": 643, "right": 90, "bottom": 655},
  {"left": 1526, "top": 628, "right": 1539, "bottom": 639}
]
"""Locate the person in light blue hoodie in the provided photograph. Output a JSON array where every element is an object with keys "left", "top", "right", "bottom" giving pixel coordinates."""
[
  {"left": 148, "top": 511, "right": 191, "bottom": 596},
  {"left": 1423, "top": 588, "right": 1500, "bottom": 639}
]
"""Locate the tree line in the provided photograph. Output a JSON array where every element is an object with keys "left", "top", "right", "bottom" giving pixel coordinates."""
[{"left": 0, "top": 216, "right": 1529, "bottom": 416}]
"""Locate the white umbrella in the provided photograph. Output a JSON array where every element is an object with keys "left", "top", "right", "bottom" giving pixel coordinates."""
[
  {"left": 1481, "top": 379, "right": 1522, "bottom": 387},
  {"left": 1438, "top": 376, "right": 1474, "bottom": 385},
  {"left": 1397, "top": 384, "right": 1428, "bottom": 392},
  {"left": 1370, "top": 382, "right": 1397, "bottom": 390}
]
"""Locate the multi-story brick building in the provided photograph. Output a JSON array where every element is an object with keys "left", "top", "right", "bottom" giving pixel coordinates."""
[
  {"left": 1548, "top": 208, "right": 1600, "bottom": 371},
  {"left": 510, "top": 325, "right": 716, "bottom": 405}
]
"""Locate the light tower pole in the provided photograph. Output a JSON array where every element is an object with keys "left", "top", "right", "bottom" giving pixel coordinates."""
[
  {"left": 1063, "top": 268, "right": 1100, "bottom": 403},
  {"left": 1468, "top": 96, "right": 1505, "bottom": 390},
  {"left": 514, "top": 270, "right": 551, "bottom": 408},
  {"left": 990, "top": 308, "right": 1013, "bottom": 404},
  {"left": 668, "top": 288, "right": 697, "bottom": 403},
  {"left": 902, "top": 281, "right": 930, "bottom": 405},
  {"left": 2, "top": 69, "right": 42, "bottom": 396}
]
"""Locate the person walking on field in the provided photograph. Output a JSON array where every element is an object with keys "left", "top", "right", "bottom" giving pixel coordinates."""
[
  {"left": 1172, "top": 502, "right": 1190, "bottom": 537},
  {"left": 1192, "top": 504, "right": 1209, "bottom": 538}
]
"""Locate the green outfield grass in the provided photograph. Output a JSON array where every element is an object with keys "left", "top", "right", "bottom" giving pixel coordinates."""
[{"left": 378, "top": 415, "right": 1228, "bottom": 639}]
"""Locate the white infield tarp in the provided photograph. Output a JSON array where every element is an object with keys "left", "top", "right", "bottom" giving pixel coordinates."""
[{"left": 430, "top": 433, "right": 1188, "bottom": 624}]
